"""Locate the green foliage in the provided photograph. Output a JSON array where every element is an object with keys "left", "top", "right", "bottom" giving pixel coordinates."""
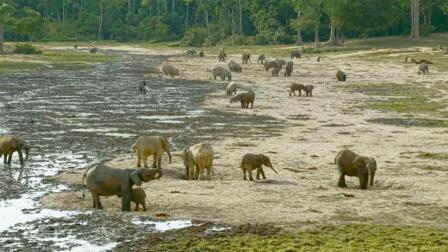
[
  {"left": 420, "top": 24, "right": 437, "bottom": 37},
  {"left": 13, "top": 43, "right": 42, "bottom": 54},
  {"left": 15, "top": 8, "right": 45, "bottom": 41},
  {"left": 180, "top": 27, "right": 207, "bottom": 47}
]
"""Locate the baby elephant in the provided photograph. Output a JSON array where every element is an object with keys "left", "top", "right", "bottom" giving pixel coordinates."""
[
  {"left": 199, "top": 50, "right": 204, "bottom": 57},
  {"left": 290, "top": 50, "right": 301, "bottom": 59},
  {"left": 218, "top": 48, "right": 227, "bottom": 62},
  {"left": 271, "top": 67, "right": 280, "bottom": 77},
  {"left": 226, "top": 82, "right": 238, "bottom": 96},
  {"left": 241, "top": 153, "right": 277, "bottom": 181},
  {"left": 162, "top": 64, "right": 180, "bottom": 77},
  {"left": 89, "top": 47, "right": 98, "bottom": 54},
  {"left": 335, "top": 149, "right": 377, "bottom": 189},
  {"left": 289, "top": 83, "right": 305, "bottom": 96},
  {"left": 336, "top": 70, "right": 346, "bottom": 81},
  {"left": 228, "top": 61, "right": 242, "bottom": 73},
  {"left": 258, "top": 54, "right": 265, "bottom": 64},
  {"left": 212, "top": 66, "right": 232, "bottom": 81},
  {"left": 418, "top": 64, "right": 429, "bottom": 75},
  {"left": 242, "top": 53, "right": 251, "bottom": 64},
  {"left": 230, "top": 90, "right": 255, "bottom": 108},
  {"left": 284, "top": 61, "right": 293, "bottom": 76},
  {"left": 131, "top": 187, "right": 147, "bottom": 211},
  {"left": 186, "top": 49, "right": 197, "bottom": 56},
  {"left": 303, "top": 85, "right": 314, "bottom": 97},
  {"left": 138, "top": 81, "right": 147, "bottom": 95},
  {"left": 264, "top": 61, "right": 277, "bottom": 71}
]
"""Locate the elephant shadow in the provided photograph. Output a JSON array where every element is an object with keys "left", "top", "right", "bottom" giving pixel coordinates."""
[
  {"left": 254, "top": 179, "right": 298, "bottom": 186},
  {"left": 164, "top": 168, "right": 187, "bottom": 180}
]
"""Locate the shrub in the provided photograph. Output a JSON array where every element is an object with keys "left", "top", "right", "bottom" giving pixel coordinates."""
[
  {"left": 13, "top": 44, "right": 42, "bottom": 54},
  {"left": 180, "top": 27, "right": 207, "bottom": 47},
  {"left": 420, "top": 24, "right": 436, "bottom": 37}
]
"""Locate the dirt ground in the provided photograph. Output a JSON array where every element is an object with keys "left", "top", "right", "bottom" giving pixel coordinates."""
[{"left": 41, "top": 46, "right": 448, "bottom": 231}]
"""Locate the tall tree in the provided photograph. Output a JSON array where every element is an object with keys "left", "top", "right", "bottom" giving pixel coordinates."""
[
  {"left": 0, "top": 3, "right": 15, "bottom": 53},
  {"left": 410, "top": 0, "right": 420, "bottom": 39}
]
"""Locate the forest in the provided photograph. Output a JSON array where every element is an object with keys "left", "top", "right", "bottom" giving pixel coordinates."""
[{"left": 1, "top": 0, "right": 448, "bottom": 46}]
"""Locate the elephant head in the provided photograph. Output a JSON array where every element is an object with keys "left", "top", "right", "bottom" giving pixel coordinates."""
[
  {"left": 158, "top": 136, "right": 171, "bottom": 164},
  {"left": 130, "top": 168, "right": 162, "bottom": 186},
  {"left": 10, "top": 136, "right": 29, "bottom": 164},
  {"left": 352, "top": 156, "right": 371, "bottom": 189},
  {"left": 260, "top": 154, "right": 277, "bottom": 174}
]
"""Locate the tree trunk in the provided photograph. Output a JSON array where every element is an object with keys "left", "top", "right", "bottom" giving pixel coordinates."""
[
  {"left": 98, "top": 1, "right": 104, "bottom": 41},
  {"left": 295, "top": 12, "right": 303, "bottom": 46},
  {"left": 410, "top": 0, "right": 420, "bottom": 40},
  {"left": 172, "top": 0, "right": 175, "bottom": 14},
  {"left": 314, "top": 25, "right": 320, "bottom": 47},
  {"left": 205, "top": 8, "right": 211, "bottom": 46},
  {"left": 238, "top": 0, "right": 243, "bottom": 35},
  {"left": 428, "top": 0, "right": 432, "bottom": 26},
  {"left": 328, "top": 24, "right": 337, "bottom": 46},
  {"left": 185, "top": 4, "right": 189, "bottom": 29},
  {"left": 62, "top": 0, "right": 66, "bottom": 25},
  {"left": 128, "top": 0, "right": 132, "bottom": 14},
  {"left": 0, "top": 24, "right": 4, "bottom": 54}
]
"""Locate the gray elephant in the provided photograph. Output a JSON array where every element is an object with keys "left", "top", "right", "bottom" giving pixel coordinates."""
[
  {"left": 335, "top": 149, "right": 377, "bottom": 189},
  {"left": 89, "top": 47, "right": 98, "bottom": 54},
  {"left": 336, "top": 70, "right": 346, "bottom": 81},
  {"left": 218, "top": 48, "right": 227, "bottom": 62},
  {"left": 132, "top": 136, "right": 172, "bottom": 169},
  {"left": 258, "top": 54, "right": 265, "bottom": 64},
  {"left": 0, "top": 135, "right": 30, "bottom": 165},
  {"left": 226, "top": 82, "right": 238, "bottom": 96},
  {"left": 276, "top": 59, "right": 286, "bottom": 69},
  {"left": 303, "top": 85, "right": 314, "bottom": 97},
  {"left": 138, "top": 81, "right": 147, "bottom": 95},
  {"left": 228, "top": 61, "right": 242, "bottom": 73},
  {"left": 199, "top": 50, "right": 204, "bottom": 57},
  {"left": 186, "top": 49, "right": 197, "bottom": 56},
  {"left": 183, "top": 143, "right": 214, "bottom": 180},
  {"left": 212, "top": 66, "right": 232, "bottom": 81},
  {"left": 242, "top": 53, "right": 251, "bottom": 64},
  {"left": 271, "top": 67, "right": 280, "bottom": 77},
  {"left": 230, "top": 90, "right": 255, "bottom": 108},
  {"left": 162, "top": 64, "right": 180, "bottom": 77},
  {"left": 284, "top": 61, "right": 293, "bottom": 76},
  {"left": 83, "top": 163, "right": 162, "bottom": 211},
  {"left": 418, "top": 64, "right": 429, "bottom": 75},
  {"left": 290, "top": 50, "right": 301, "bottom": 59},
  {"left": 240, "top": 153, "right": 277, "bottom": 181},
  {"left": 264, "top": 61, "right": 277, "bottom": 71},
  {"left": 289, "top": 83, "right": 305, "bottom": 96}
]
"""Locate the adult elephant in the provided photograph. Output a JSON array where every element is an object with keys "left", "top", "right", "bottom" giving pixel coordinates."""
[
  {"left": 182, "top": 143, "right": 214, "bottom": 180},
  {"left": 83, "top": 163, "right": 162, "bottom": 211},
  {"left": 335, "top": 149, "right": 377, "bottom": 189},
  {"left": 131, "top": 136, "right": 172, "bottom": 169},
  {"left": 0, "top": 135, "right": 30, "bottom": 165}
]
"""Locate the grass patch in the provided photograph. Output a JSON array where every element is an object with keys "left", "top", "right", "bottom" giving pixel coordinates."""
[
  {"left": 41, "top": 51, "right": 116, "bottom": 64},
  {"left": 150, "top": 224, "right": 448, "bottom": 252},
  {"left": 367, "top": 117, "right": 448, "bottom": 127},
  {"left": 338, "top": 83, "right": 439, "bottom": 97},
  {"left": 417, "top": 152, "right": 448, "bottom": 160},
  {"left": 0, "top": 61, "right": 43, "bottom": 74},
  {"left": 368, "top": 96, "right": 445, "bottom": 114}
]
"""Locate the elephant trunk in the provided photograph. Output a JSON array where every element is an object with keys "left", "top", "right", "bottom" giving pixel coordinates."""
[
  {"left": 24, "top": 146, "right": 29, "bottom": 161},
  {"left": 166, "top": 149, "right": 172, "bottom": 164},
  {"left": 270, "top": 165, "right": 278, "bottom": 174},
  {"left": 369, "top": 171, "right": 375, "bottom": 187}
]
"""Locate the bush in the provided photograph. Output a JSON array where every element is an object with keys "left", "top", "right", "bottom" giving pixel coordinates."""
[
  {"left": 219, "top": 35, "right": 256, "bottom": 46},
  {"left": 420, "top": 24, "right": 436, "bottom": 37},
  {"left": 180, "top": 27, "right": 207, "bottom": 47},
  {"left": 13, "top": 44, "right": 42, "bottom": 54}
]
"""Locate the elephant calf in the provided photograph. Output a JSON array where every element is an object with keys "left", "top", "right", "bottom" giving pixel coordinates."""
[
  {"left": 230, "top": 90, "right": 255, "bottom": 109},
  {"left": 83, "top": 164, "right": 162, "bottom": 211},
  {"left": 138, "top": 81, "right": 147, "bottom": 95},
  {"left": 132, "top": 136, "right": 172, "bottom": 169},
  {"left": 218, "top": 48, "right": 227, "bottom": 62},
  {"left": 89, "top": 47, "right": 98, "bottom": 54},
  {"left": 418, "top": 64, "right": 429, "bottom": 75},
  {"left": 289, "top": 83, "right": 305, "bottom": 96},
  {"left": 183, "top": 143, "right": 214, "bottom": 180},
  {"left": 264, "top": 61, "right": 277, "bottom": 71},
  {"left": 131, "top": 187, "right": 147, "bottom": 211},
  {"left": 242, "top": 53, "right": 251, "bottom": 64},
  {"left": 336, "top": 70, "right": 346, "bottom": 81},
  {"left": 0, "top": 135, "right": 29, "bottom": 165},
  {"left": 186, "top": 49, "right": 197, "bottom": 57},
  {"left": 284, "top": 61, "right": 293, "bottom": 77},
  {"left": 162, "top": 64, "right": 180, "bottom": 77},
  {"left": 228, "top": 61, "right": 242, "bottom": 73},
  {"left": 258, "top": 54, "right": 265, "bottom": 64},
  {"left": 199, "top": 50, "right": 204, "bottom": 57},
  {"left": 241, "top": 154, "right": 277, "bottom": 181},
  {"left": 212, "top": 66, "right": 232, "bottom": 81},
  {"left": 303, "top": 85, "right": 314, "bottom": 97},
  {"left": 290, "top": 50, "right": 301, "bottom": 59},
  {"left": 226, "top": 82, "right": 238, "bottom": 96},
  {"left": 271, "top": 67, "right": 280, "bottom": 77},
  {"left": 335, "top": 149, "right": 377, "bottom": 189}
]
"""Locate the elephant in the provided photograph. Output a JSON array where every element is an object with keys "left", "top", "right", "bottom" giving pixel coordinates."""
[
  {"left": 73, "top": 44, "right": 78, "bottom": 50},
  {"left": 336, "top": 70, "right": 346, "bottom": 81},
  {"left": 271, "top": 67, "right": 280, "bottom": 77},
  {"left": 218, "top": 48, "right": 227, "bottom": 62},
  {"left": 316, "top": 56, "right": 321, "bottom": 62},
  {"left": 230, "top": 91, "right": 255, "bottom": 109},
  {"left": 199, "top": 50, "right": 204, "bottom": 57},
  {"left": 212, "top": 66, "right": 232, "bottom": 81},
  {"left": 264, "top": 61, "right": 277, "bottom": 71},
  {"left": 83, "top": 163, "right": 161, "bottom": 211},
  {"left": 290, "top": 50, "right": 301, "bottom": 59},
  {"left": 89, "top": 47, "right": 98, "bottom": 54},
  {"left": 418, "top": 64, "right": 429, "bottom": 75},
  {"left": 284, "top": 61, "right": 293, "bottom": 76},
  {"left": 162, "top": 64, "right": 180, "bottom": 77},
  {"left": 276, "top": 59, "right": 286, "bottom": 70},
  {"left": 303, "top": 85, "right": 314, "bottom": 97},
  {"left": 411, "top": 58, "right": 433, "bottom": 64},
  {"left": 258, "top": 54, "right": 265, "bottom": 64},
  {"left": 242, "top": 53, "right": 251, "bottom": 64},
  {"left": 289, "top": 83, "right": 305, "bottom": 96},
  {"left": 131, "top": 136, "right": 172, "bottom": 169},
  {"left": 226, "top": 82, "right": 238, "bottom": 96},
  {"left": 404, "top": 56, "right": 408, "bottom": 63},
  {"left": 186, "top": 49, "right": 197, "bottom": 56},
  {"left": 240, "top": 153, "right": 277, "bottom": 181},
  {"left": 183, "top": 143, "right": 214, "bottom": 180},
  {"left": 0, "top": 135, "right": 29, "bottom": 165},
  {"left": 130, "top": 187, "right": 147, "bottom": 211},
  {"left": 138, "top": 81, "right": 147, "bottom": 95},
  {"left": 228, "top": 61, "right": 242, "bottom": 73},
  {"left": 335, "top": 149, "right": 377, "bottom": 189}
]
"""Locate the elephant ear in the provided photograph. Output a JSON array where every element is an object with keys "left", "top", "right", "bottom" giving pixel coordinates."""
[
  {"left": 130, "top": 169, "right": 142, "bottom": 186},
  {"left": 352, "top": 156, "right": 366, "bottom": 169}
]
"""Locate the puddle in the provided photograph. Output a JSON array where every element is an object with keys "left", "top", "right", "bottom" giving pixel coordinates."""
[{"left": 132, "top": 219, "right": 193, "bottom": 232}]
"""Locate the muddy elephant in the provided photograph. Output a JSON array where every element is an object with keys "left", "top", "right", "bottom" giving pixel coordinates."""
[
  {"left": 130, "top": 187, "right": 147, "bottom": 211},
  {"left": 0, "top": 135, "right": 29, "bottom": 165},
  {"left": 335, "top": 149, "right": 377, "bottom": 189},
  {"left": 336, "top": 70, "right": 346, "bottom": 81},
  {"left": 226, "top": 82, "right": 238, "bottom": 96},
  {"left": 89, "top": 47, "right": 98, "bottom": 54},
  {"left": 241, "top": 153, "right": 277, "bottom": 181},
  {"left": 242, "top": 53, "right": 251, "bottom": 64},
  {"left": 230, "top": 90, "right": 255, "bottom": 109},
  {"left": 132, "top": 136, "right": 172, "bottom": 169},
  {"left": 289, "top": 83, "right": 305, "bottom": 96},
  {"left": 271, "top": 67, "right": 280, "bottom": 77},
  {"left": 284, "top": 61, "right": 293, "bottom": 76},
  {"left": 276, "top": 59, "right": 286, "bottom": 69},
  {"left": 183, "top": 143, "right": 214, "bottom": 180},
  {"left": 218, "top": 48, "right": 227, "bottom": 62},
  {"left": 83, "top": 163, "right": 161, "bottom": 211},
  {"left": 138, "top": 81, "right": 147, "bottom": 95},
  {"left": 303, "top": 85, "right": 314, "bottom": 97},
  {"left": 199, "top": 50, "right": 204, "bottom": 57},
  {"left": 264, "top": 61, "right": 277, "bottom": 71},
  {"left": 186, "top": 49, "right": 197, "bottom": 56},
  {"left": 228, "top": 61, "right": 242, "bottom": 73},
  {"left": 162, "top": 64, "right": 180, "bottom": 77},
  {"left": 290, "top": 50, "right": 301, "bottom": 59},
  {"left": 212, "top": 66, "right": 232, "bottom": 81},
  {"left": 258, "top": 54, "right": 265, "bottom": 64},
  {"left": 418, "top": 64, "right": 429, "bottom": 75}
]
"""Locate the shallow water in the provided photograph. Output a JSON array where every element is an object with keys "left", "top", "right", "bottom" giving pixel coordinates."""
[{"left": 0, "top": 51, "right": 281, "bottom": 250}]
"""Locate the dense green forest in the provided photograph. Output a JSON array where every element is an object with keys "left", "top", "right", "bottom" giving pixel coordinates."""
[{"left": 1, "top": 0, "right": 448, "bottom": 46}]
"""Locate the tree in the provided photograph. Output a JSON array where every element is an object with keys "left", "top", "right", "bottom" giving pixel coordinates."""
[
  {"left": 322, "top": 0, "right": 349, "bottom": 46},
  {"left": 0, "top": 3, "right": 15, "bottom": 53},
  {"left": 292, "top": 0, "right": 322, "bottom": 47},
  {"left": 410, "top": 0, "right": 420, "bottom": 39},
  {"left": 16, "top": 8, "right": 45, "bottom": 42}
]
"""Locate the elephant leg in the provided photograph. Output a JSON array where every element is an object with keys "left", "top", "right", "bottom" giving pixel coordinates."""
[
  {"left": 250, "top": 102, "right": 254, "bottom": 109},
  {"left": 92, "top": 191, "right": 103, "bottom": 209},
  {"left": 4, "top": 154, "right": 8, "bottom": 164},
  {"left": 18, "top": 150, "right": 24, "bottom": 165},
  {"left": 121, "top": 188, "right": 132, "bottom": 212},
  {"left": 299, "top": 90, "right": 302, "bottom": 96},
  {"left": 242, "top": 167, "right": 247, "bottom": 180},
  {"left": 260, "top": 168, "right": 266, "bottom": 179},
  {"left": 134, "top": 203, "right": 139, "bottom": 211},
  {"left": 359, "top": 173, "right": 369, "bottom": 190},
  {"left": 157, "top": 157, "right": 162, "bottom": 169},
  {"left": 206, "top": 167, "right": 211, "bottom": 180},
  {"left": 240, "top": 101, "right": 244, "bottom": 108},
  {"left": 142, "top": 202, "right": 147, "bottom": 211},
  {"left": 137, "top": 154, "right": 142, "bottom": 168},
  {"left": 249, "top": 169, "right": 254, "bottom": 181},
  {"left": 338, "top": 173, "right": 347, "bottom": 188},
  {"left": 256, "top": 169, "right": 260, "bottom": 180},
  {"left": 7, "top": 154, "right": 12, "bottom": 165}
]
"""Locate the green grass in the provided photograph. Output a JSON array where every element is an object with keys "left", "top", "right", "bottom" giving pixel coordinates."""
[
  {"left": 368, "top": 96, "right": 445, "bottom": 114},
  {"left": 0, "top": 61, "right": 43, "bottom": 74},
  {"left": 150, "top": 225, "right": 448, "bottom": 252}
]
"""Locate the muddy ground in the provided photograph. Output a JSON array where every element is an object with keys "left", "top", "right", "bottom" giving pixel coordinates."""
[{"left": 1, "top": 45, "right": 448, "bottom": 250}]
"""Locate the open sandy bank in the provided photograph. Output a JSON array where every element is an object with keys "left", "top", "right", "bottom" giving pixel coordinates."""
[{"left": 42, "top": 46, "right": 448, "bottom": 230}]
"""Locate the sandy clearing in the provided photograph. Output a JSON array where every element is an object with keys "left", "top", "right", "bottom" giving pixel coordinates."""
[{"left": 42, "top": 47, "right": 448, "bottom": 230}]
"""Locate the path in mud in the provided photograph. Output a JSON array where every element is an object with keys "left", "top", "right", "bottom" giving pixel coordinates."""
[{"left": 0, "top": 51, "right": 281, "bottom": 250}]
